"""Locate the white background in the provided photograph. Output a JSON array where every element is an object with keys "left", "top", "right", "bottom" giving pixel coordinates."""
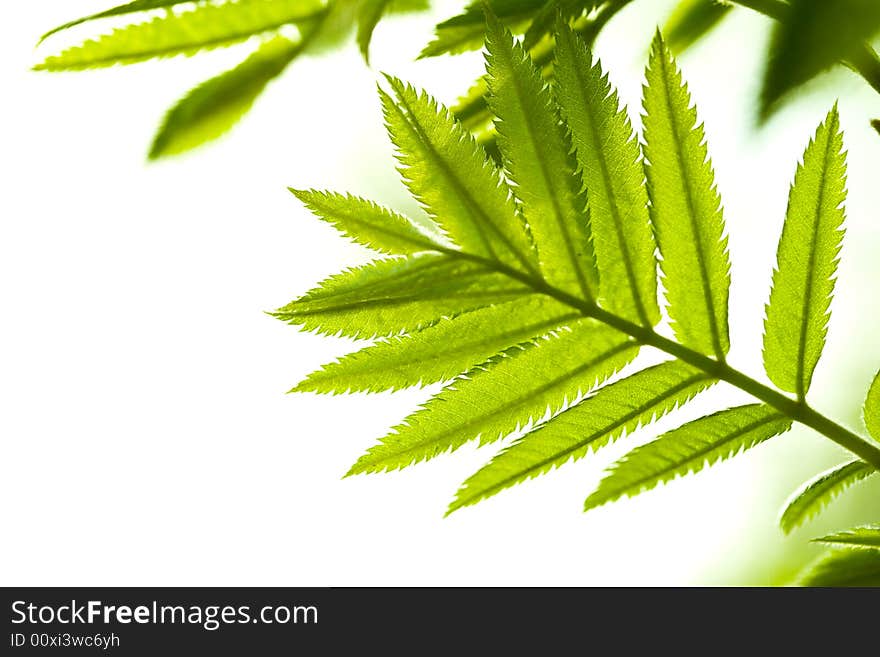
[{"left": 2, "top": 1, "right": 879, "bottom": 585}]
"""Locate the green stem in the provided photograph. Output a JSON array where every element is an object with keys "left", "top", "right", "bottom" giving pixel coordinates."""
[{"left": 439, "top": 245, "right": 880, "bottom": 471}]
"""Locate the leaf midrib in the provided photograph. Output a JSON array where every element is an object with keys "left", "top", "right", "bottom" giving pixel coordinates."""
[
  {"left": 340, "top": 219, "right": 441, "bottom": 253},
  {"left": 564, "top": 41, "right": 652, "bottom": 325},
  {"left": 795, "top": 124, "right": 835, "bottom": 400},
  {"left": 494, "top": 39, "right": 593, "bottom": 300},
  {"left": 297, "top": 256, "right": 486, "bottom": 303},
  {"left": 388, "top": 312, "right": 581, "bottom": 369},
  {"left": 40, "top": 11, "right": 326, "bottom": 69}
]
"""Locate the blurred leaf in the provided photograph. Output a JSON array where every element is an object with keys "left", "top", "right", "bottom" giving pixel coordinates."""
[
  {"left": 865, "top": 370, "right": 880, "bottom": 440},
  {"left": 664, "top": 0, "right": 732, "bottom": 53},
  {"left": 763, "top": 107, "right": 846, "bottom": 398},
  {"left": 387, "top": 0, "right": 429, "bottom": 12},
  {"left": 801, "top": 549, "right": 880, "bottom": 586},
  {"left": 39, "top": 0, "right": 195, "bottom": 44},
  {"left": 35, "top": 0, "right": 328, "bottom": 70},
  {"left": 453, "top": 77, "right": 491, "bottom": 130},
  {"left": 351, "top": 0, "right": 431, "bottom": 64},
  {"left": 522, "top": 0, "right": 598, "bottom": 49},
  {"left": 815, "top": 525, "right": 880, "bottom": 549},
  {"left": 149, "top": 35, "right": 310, "bottom": 158},
  {"left": 779, "top": 459, "right": 877, "bottom": 534},
  {"left": 761, "top": 0, "right": 880, "bottom": 119},
  {"left": 420, "top": 0, "right": 546, "bottom": 58},
  {"left": 356, "top": 0, "right": 392, "bottom": 63}
]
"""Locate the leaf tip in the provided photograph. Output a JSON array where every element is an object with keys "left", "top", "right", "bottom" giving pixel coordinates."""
[
  {"left": 288, "top": 186, "right": 312, "bottom": 203},
  {"left": 582, "top": 493, "right": 606, "bottom": 513},
  {"left": 651, "top": 27, "right": 666, "bottom": 50}
]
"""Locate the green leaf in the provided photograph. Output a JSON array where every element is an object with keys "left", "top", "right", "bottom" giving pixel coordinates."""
[
  {"left": 289, "top": 189, "right": 445, "bottom": 255},
  {"left": 522, "top": 0, "right": 599, "bottom": 50},
  {"left": 272, "top": 253, "right": 535, "bottom": 339},
  {"left": 295, "top": 296, "right": 579, "bottom": 393},
  {"left": 449, "top": 360, "right": 715, "bottom": 513},
  {"left": 763, "top": 106, "right": 847, "bottom": 398},
  {"left": 664, "top": 0, "right": 732, "bottom": 54},
  {"left": 865, "top": 370, "right": 880, "bottom": 440},
  {"left": 484, "top": 17, "right": 597, "bottom": 300},
  {"left": 761, "top": 0, "right": 880, "bottom": 119},
  {"left": 815, "top": 525, "right": 880, "bottom": 549},
  {"left": 585, "top": 404, "right": 792, "bottom": 510},
  {"left": 357, "top": 0, "right": 393, "bottom": 63},
  {"left": 347, "top": 322, "right": 638, "bottom": 474},
  {"left": 452, "top": 76, "right": 492, "bottom": 130},
  {"left": 554, "top": 23, "right": 659, "bottom": 326},
  {"left": 149, "top": 35, "right": 303, "bottom": 159},
  {"left": 779, "top": 459, "right": 877, "bottom": 534},
  {"left": 420, "top": 0, "right": 546, "bottom": 58},
  {"left": 643, "top": 34, "right": 730, "bottom": 358},
  {"left": 35, "top": 0, "right": 327, "bottom": 70},
  {"left": 381, "top": 77, "right": 537, "bottom": 273},
  {"left": 801, "top": 549, "right": 880, "bottom": 586},
  {"left": 39, "top": 0, "right": 196, "bottom": 44}
]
